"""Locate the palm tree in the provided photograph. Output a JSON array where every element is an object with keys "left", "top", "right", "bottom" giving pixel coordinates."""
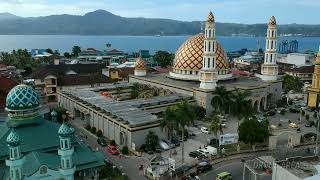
[
  {"left": 160, "top": 106, "right": 176, "bottom": 157},
  {"left": 211, "top": 86, "right": 231, "bottom": 114},
  {"left": 145, "top": 131, "right": 159, "bottom": 150},
  {"left": 230, "top": 89, "right": 254, "bottom": 128},
  {"left": 175, "top": 101, "right": 196, "bottom": 164},
  {"left": 208, "top": 113, "right": 224, "bottom": 138},
  {"left": 130, "top": 82, "right": 140, "bottom": 99}
]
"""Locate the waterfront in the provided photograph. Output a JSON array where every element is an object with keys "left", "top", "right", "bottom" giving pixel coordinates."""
[{"left": 0, "top": 35, "right": 319, "bottom": 54}]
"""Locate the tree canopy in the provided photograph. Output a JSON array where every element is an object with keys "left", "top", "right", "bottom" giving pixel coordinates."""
[
  {"left": 153, "top": 51, "right": 174, "bottom": 68},
  {"left": 145, "top": 131, "right": 159, "bottom": 150},
  {"left": 282, "top": 75, "right": 303, "bottom": 93},
  {"left": 238, "top": 117, "right": 270, "bottom": 145},
  {"left": 0, "top": 49, "right": 39, "bottom": 70},
  {"left": 72, "top": 46, "right": 81, "bottom": 57}
]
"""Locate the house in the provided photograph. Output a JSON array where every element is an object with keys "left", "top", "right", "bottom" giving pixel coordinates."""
[{"left": 0, "top": 76, "right": 18, "bottom": 110}]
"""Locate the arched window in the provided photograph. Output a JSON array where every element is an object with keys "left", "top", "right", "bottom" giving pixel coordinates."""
[
  {"left": 270, "top": 54, "right": 273, "bottom": 63},
  {"left": 40, "top": 166, "right": 48, "bottom": 174},
  {"left": 271, "top": 41, "right": 273, "bottom": 49},
  {"left": 208, "top": 42, "right": 211, "bottom": 52},
  {"left": 208, "top": 30, "right": 211, "bottom": 37},
  {"left": 208, "top": 58, "right": 211, "bottom": 68},
  {"left": 271, "top": 30, "right": 274, "bottom": 37}
]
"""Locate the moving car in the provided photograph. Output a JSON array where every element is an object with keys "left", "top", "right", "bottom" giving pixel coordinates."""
[
  {"left": 107, "top": 145, "right": 119, "bottom": 155},
  {"left": 97, "top": 137, "right": 107, "bottom": 146},
  {"left": 216, "top": 172, "right": 232, "bottom": 180},
  {"left": 196, "top": 162, "right": 212, "bottom": 173},
  {"left": 188, "top": 151, "right": 206, "bottom": 159},
  {"left": 201, "top": 127, "right": 210, "bottom": 134}
]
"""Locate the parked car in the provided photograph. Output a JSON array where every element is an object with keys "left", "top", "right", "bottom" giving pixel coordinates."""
[
  {"left": 189, "top": 151, "right": 206, "bottom": 159},
  {"left": 201, "top": 127, "right": 210, "bottom": 134},
  {"left": 203, "top": 146, "right": 218, "bottom": 156},
  {"left": 171, "top": 137, "right": 181, "bottom": 146},
  {"left": 97, "top": 137, "right": 108, "bottom": 146},
  {"left": 107, "top": 145, "right": 119, "bottom": 155},
  {"left": 304, "top": 132, "right": 317, "bottom": 139},
  {"left": 289, "top": 122, "right": 298, "bottom": 128},
  {"left": 289, "top": 108, "right": 300, "bottom": 113},
  {"left": 197, "top": 149, "right": 209, "bottom": 157},
  {"left": 162, "top": 139, "right": 175, "bottom": 149},
  {"left": 265, "top": 111, "right": 276, "bottom": 116},
  {"left": 159, "top": 140, "right": 170, "bottom": 150},
  {"left": 305, "top": 121, "right": 314, "bottom": 127},
  {"left": 207, "top": 138, "right": 219, "bottom": 146},
  {"left": 197, "top": 162, "right": 212, "bottom": 173}
]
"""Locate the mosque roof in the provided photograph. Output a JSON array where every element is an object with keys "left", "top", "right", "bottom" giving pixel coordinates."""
[
  {"left": 173, "top": 33, "right": 229, "bottom": 71},
  {"left": 135, "top": 57, "right": 147, "bottom": 70},
  {"left": 207, "top": 11, "right": 214, "bottom": 23},
  {"left": 269, "top": 16, "right": 277, "bottom": 27},
  {"left": 6, "top": 84, "right": 39, "bottom": 111},
  {"left": 6, "top": 129, "right": 20, "bottom": 146}
]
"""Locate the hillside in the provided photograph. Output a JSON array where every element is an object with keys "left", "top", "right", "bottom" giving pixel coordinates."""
[{"left": 0, "top": 10, "right": 319, "bottom": 36}]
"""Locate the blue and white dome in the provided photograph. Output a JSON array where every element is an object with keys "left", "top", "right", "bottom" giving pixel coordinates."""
[
  {"left": 6, "top": 130, "right": 20, "bottom": 146},
  {"left": 58, "top": 123, "right": 73, "bottom": 137},
  {"left": 6, "top": 84, "right": 39, "bottom": 111}
]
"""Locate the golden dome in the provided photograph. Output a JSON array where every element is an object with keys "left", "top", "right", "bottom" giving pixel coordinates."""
[
  {"left": 207, "top": 11, "right": 215, "bottom": 23},
  {"left": 135, "top": 57, "right": 146, "bottom": 70},
  {"left": 174, "top": 33, "right": 229, "bottom": 71},
  {"left": 269, "top": 16, "right": 277, "bottom": 27}
]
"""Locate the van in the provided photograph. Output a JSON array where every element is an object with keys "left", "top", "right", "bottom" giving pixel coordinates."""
[
  {"left": 201, "top": 127, "right": 209, "bottom": 134},
  {"left": 216, "top": 172, "right": 232, "bottom": 180},
  {"left": 203, "top": 146, "right": 217, "bottom": 156}
]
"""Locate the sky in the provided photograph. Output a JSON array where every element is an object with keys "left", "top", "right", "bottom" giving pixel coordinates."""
[{"left": 0, "top": 0, "right": 319, "bottom": 24}]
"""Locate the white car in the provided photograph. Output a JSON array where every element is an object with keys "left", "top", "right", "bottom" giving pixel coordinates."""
[
  {"left": 159, "top": 140, "right": 170, "bottom": 150},
  {"left": 201, "top": 127, "right": 210, "bottom": 134}
]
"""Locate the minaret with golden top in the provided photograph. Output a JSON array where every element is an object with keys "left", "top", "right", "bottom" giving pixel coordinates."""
[
  {"left": 260, "top": 16, "right": 279, "bottom": 81},
  {"left": 308, "top": 47, "right": 320, "bottom": 108},
  {"left": 199, "top": 11, "right": 218, "bottom": 90}
]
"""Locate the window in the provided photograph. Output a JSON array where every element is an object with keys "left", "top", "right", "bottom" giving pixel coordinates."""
[
  {"left": 271, "top": 41, "right": 273, "bottom": 49},
  {"left": 66, "top": 159, "right": 70, "bottom": 168},
  {"left": 208, "top": 58, "right": 211, "bottom": 68},
  {"left": 15, "top": 170, "right": 19, "bottom": 179},
  {"left": 204, "top": 42, "right": 206, "bottom": 52},
  {"left": 40, "top": 166, "right": 48, "bottom": 174},
  {"left": 272, "top": 30, "right": 274, "bottom": 37},
  {"left": 189, "top": 71, "right": 192, "bottom": 75},
  {"left": 208, "top": 42, "right": 211, "bottom": 52},
  {"left": 208, "top": 30, "right": 211, "bottom": 37},
  {"left": 270, "top": 54, "right": 273, "bottom": 63}
]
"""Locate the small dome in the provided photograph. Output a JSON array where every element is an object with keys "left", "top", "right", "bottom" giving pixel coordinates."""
[
  {"left": 58, "top": 123, "right": 73, "bottom": 137},
  {"left": 6, "top": 84, "right": 39, "bottom": 111},
  {"left": 6, "top": 130, "right": 20, "bottom": 146},
  {"left": 51, "top": 110, "right": 58, "bottom": 117},
  {"left": 269, "top": 16, "right": 277, "bottom": 27},
  {"left": 174, "top": 33, "right": 229, "bottom": 71},
  {"left": 207, "top": 11, "right": 215, "bottom": 23},
  {"left": 135, "top": 57, "right": 146, "bottom": 70}
]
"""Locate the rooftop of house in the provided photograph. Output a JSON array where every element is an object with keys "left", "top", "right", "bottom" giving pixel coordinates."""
[
  {"left": 285, "top": 65, "right": 314, "bottom": 74},
  {"left": 275, "top": 156, "right": 320, "bottom": 179}
]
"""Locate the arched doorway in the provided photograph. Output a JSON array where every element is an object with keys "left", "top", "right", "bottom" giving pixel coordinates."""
[
  {"left": 120, "top": 131, "right": 127, "bottom": 146},
  {"left": 260, "top": 97, "right": 265, "bottom": 111},
  {"left": 253, "top": 100, "right": 259, "bottom": 112}
]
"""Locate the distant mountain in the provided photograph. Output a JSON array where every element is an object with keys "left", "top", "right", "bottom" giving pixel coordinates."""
[
  {"left": 0, "top": 10, "right": 319, "bottom": 36},
  {"left": 0, "top": 13, "right": 21, "bottom": 20}
]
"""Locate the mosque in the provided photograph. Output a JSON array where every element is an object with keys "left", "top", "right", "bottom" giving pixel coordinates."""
[
  {"left": 0, "top": 85, "right": 105, "bottom": 180},
  {"left": 130, "top": 12, "right": 283, "bottom": 113}
]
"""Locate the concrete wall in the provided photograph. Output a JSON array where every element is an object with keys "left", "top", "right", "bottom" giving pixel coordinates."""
[{"left": 272, "top": 162, "right": 301, "bottom": 180}]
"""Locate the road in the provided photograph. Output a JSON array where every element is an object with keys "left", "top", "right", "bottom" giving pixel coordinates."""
[
  {"left": 70, "top": 119, "right": 148, "bottom": 180},
  {"left": 200, "top": 159, "right": 244, "bottom": 180}
]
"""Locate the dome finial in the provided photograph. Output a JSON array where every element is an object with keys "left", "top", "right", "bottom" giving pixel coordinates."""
[
  {"left": 207, "top": 11, "right": 214, "bottom": 23},
  {"left": 6, "top": 129, "right": 20, "bottom": 146}
]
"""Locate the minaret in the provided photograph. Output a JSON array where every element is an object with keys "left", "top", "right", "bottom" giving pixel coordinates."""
[
  {"left": 307, "top": 46, "right": 320, "bottom": 108},
  {"left": 260, "top": 16, "right": 278, "bottom": 81},
  {"left": 6, "top": 129, "right": 24, "bottom": 180},
  {"left": 58, "top": 123, "right": 75, "bottom": 180},
  {"left": 199, "top": 11, "right": 218, "bottom": 89},
  {"left": 51, "top": 109, "right": 58, "bottom": 122}
]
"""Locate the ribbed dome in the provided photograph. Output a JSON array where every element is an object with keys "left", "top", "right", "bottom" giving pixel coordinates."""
[
  {"left": 173, "top": 33, "right": 229, "bottom": 71},
  {"left": 58, "top": 123, "right": 73, "bottom": 137},
  {"left": 135, "top": 57, "right": 146, "bottom": 70},
  {"left": 6, "top": 84, "right": 39, "bottom": 111},
  {"left": 207, "top": 11, "right": 214, "bottom": 23},
  {"left": 269, "top": 16, "right": 277, "bottom": 27},
  {"left": 6, "top": 130, "right": 20, "bottom": 146}
]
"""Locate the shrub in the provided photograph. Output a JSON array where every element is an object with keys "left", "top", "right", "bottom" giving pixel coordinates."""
[
  {"left": 122, "top": 146, "right": 129, "bottom": 155},
  {"left": 110, "top": 140, "right": 116, "bottom": 146},
  {"left": 288, "top": 120, "right": 292, "bottom": 124},
  {"left": 90, "top": 127, "right": 96, "bottom": 134},
  {"left": 85, "top": 124, "right": 91, "bottom": 130},
  {"left": 96, "top": 130, "right": 103, "bottom": 137}
]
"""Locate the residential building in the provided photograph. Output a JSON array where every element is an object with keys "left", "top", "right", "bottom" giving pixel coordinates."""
[
  {"left": 285, "top": 66, "right": 314, "bottom": 81},
  {"left": 233, "top": 51, "right": 264, "bottom": 68},
  {"left": 277, "top": 53, "right": 316, "bottom": 66},
  {"left": 78, "top": 48, "right": 127, "bottom": 64},
  {"left": 0, "top": 77, "right": 18, "bottom": 110}
]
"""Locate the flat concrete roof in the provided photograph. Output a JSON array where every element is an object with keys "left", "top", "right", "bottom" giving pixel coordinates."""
[
  {"left": 276, "top": 156, "right": 320, "bottom": 179},
  {"left": 61, "top": 83, "right": 193, "bottom": 128},
  {"left": 132, "top": 73, "right": 273, "bottom": 92}
]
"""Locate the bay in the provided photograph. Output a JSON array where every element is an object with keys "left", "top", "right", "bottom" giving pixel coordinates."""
[{"left": 0, "top": 35, "right": 319, "bottom": 54}]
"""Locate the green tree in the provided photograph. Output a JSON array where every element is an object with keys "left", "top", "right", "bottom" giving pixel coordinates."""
[
  {"left": 53, "top": 106, "right": 67, "bottom": 124},
  {"left": 175, "top": 101, "right": 196, "bottom": 163},
  {"left": 153, "top": 51, "right": 174, "bottom": 68},
  {"left": 230, "top": 89, "right": 254, "bottom": 127},
  {"left": 0, "top": 49, "right": 39, "bottom": 71},
  {"left": 72, "top": 46, "right": 81, "bottom": 57},
  {"left": 282, "top": 75, "right": 303, "bottom": 93},
  {"left": 208, "top": 113, "right": 223, "bottom": 138},
  {"left": 145, "top": 131, "right": 159, "bottom": 150},
  {"left": 122, "top": 146, "right": 129, "bottom": 155},
  {"left": 160, "top": 106, "right": 176, "bottom": 157},
  {"left": 211, "top": 86, "right": 231, "bottom": 114},
  {"left": 54, "top": 49, "right": 60, "bottom": 55},
  {"left": 193, "top": 105, "right": 206, "bottom": 120},
  {"left": 238, "top": 117, "right": 270, "bottom": 148},
  {"left": 130, "top": 82, "right": 140, "bottom": 99},
  {"left": 46, "top": 48, "right": 54, "bottom": 54},
  {"left": 63, "top": 52, "right": 71, "bottom": 58}
]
